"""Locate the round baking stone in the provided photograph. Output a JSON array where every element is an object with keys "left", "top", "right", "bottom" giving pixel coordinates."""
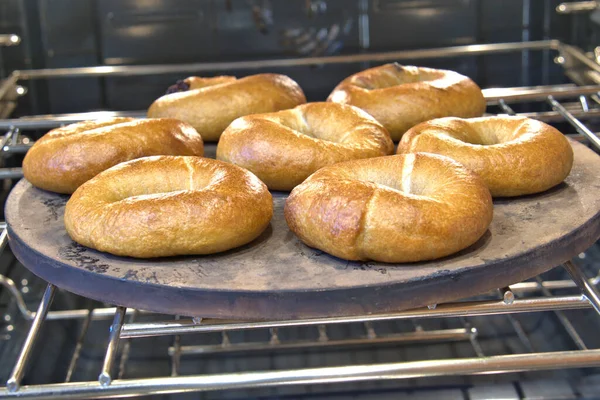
[{"left": 6, "top": 140, "right": 600, "bottom": 319}]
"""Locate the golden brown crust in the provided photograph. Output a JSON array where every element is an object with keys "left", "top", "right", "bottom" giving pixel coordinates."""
[
  {"left": 185, "top": 76, "right": 237, "bottom": 90},
  {"left": 327, "top": 64, "right": 486, "bottom": 141},
  {"left": 285, "top": 153, "right": 493, "bottom": 263},
  {"left": 23, "top": 118, "right": 204, "bottom": 194},
  {"left": 64, "top": 156, "right": 273, "bottom": 258},
  {"left": 216, "top": 102, "right": 394, "bottom": 191},
  {"left": 148, "top": 74, "right": 307, "bottom": 141},
  {"left": 397, "top": 116, "right": 574, "bottom": 197}
]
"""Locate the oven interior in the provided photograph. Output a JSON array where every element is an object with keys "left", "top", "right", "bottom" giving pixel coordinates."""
[{"left": 1, "top": 1, "right": 600, "bottom": 399}]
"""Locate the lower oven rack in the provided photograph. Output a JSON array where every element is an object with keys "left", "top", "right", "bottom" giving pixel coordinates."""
[
  {"left": 0, "top": 259, "right": 599, "bottom": 399},
  {"left": 0, "top": 40, "right": 599, "bottom": 399}
]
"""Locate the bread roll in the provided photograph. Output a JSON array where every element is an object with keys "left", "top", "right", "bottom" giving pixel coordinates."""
[
  {"left": 23, "top": 118, "right": 204, "bottom": 194},
  {"left": 65, "top": 156, "right": 273, "bottom": 258},
  {"left": 328, "top": 63, "right": 486, "bottom": 140},
  {"left": 397, "top": 116, "right": 574, "bottom": 197},
  {"left": 217, "top": 102, "right": 394, "bottom": 190},
  {"left": 285, "top": 153, "right": 493, "bottom": 263},
  {"left": 148, "top": 74, "right": 306, "bottom": 141}
]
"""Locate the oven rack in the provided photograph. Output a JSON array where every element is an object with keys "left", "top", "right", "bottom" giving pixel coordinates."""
[
  {"left": 0, "top": 40, "right": 598, "bottom": 398},
  {"left": 0, "top": 242, "right": 599, "bottom": 398}
]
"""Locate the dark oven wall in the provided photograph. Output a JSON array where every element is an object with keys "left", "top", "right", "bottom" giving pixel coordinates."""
[{"left": 1, "top": 0, "right": 585, "bottom": 116}]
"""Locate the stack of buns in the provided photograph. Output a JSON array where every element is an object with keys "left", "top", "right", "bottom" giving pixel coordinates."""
[{"left": 23, "top": 65, "right": 573, "bottom": 262}]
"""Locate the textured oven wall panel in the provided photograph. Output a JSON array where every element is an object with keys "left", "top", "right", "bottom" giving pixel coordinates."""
[
  {"left": 478, "top": 0, "right": 568, "bottom": 89},
  {"left": 477, "top": 0, "right": 526, "bottom": 88},
  {"left": 366, "top": 0, "right": 479, "bottom": 84},
  {"left": 468, "top": 383, "right": 520, "bottom": 400},
  {"left": 99, "top": 0, "right": 360, "bottom": 109},
  {"left": 38, "top": 0, "right": 103, "bottom": 113},
  {"left": 96, "top": 0, "right": 360, "bottom": 64},
  {"left": 28, "top": 0, "right": 577, "bottom": 113},
  {"left": 0, "top": 0, "right": 46, "bottom": 117},
  {"left": 521, "top": 379, "right": 577, "bottom": 400},
  {"left": 578, "top": 374, "right": 600, "bottom": 399},
  {"left": 0, "top": 0, "right": 24, "bottom": 78},
  {"left": 368, "top": 0, "right": 478, "bottom": 49}
]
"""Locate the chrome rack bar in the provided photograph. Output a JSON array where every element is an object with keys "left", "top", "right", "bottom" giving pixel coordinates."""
[
  {"left": 580, "top": 95, "right": 590, "bottom": 112},
  {"left": 536, "top": 275, "right": 588, "bottom": 350},
  {"left": 117, "top": 310, "right": 137, "bottom": 380},
  {"left": 2, "top": 276, "right": 596, "bottom": 324},
  {"left": 0, "top": 128, "right": 16, "bottom": 152},
  {"left": 0, "top": 110, "right": 146, "bottom": 130},
  {"left": 547, "top": 95, "right": 600, "bottom": 150},
  {"left": 507, "top": 314, "right": 536, "bottom": 352},
  {"left": 498, "top": 99, "right": 517, "bottom": 115},
  {"left": 1, "top": 349, "right": 599, "bottom": 399},
  {"left": 167, "top": 328, "right": 472, "bottom": 356},
  {"left": 3, "top": 143, "right": 32, "bottom": 154},
  {"left": 498, "top": 286, "right": 537, "bottom": 352},
  {"left": 65, "top": 309, "right": 93, "bottom": 383},
  {"left": 98, "top": 307, "right": 126, "bottom": 387},
  {"left": 14, "top": 41, "right": 558, "bottom": 80},
  {"left": 510, "top": 275, "right": 600, "bottom": 292},
  {"left": 3, "top": 83, "right": 599, "bottom": 131},
  {"left": 170, "top": 316, "right": 181, "bottom": 377},
  {"left": 520, "top": 108, "right": 600, "bottom": 123},
  {"left": 120, "top": 295, "right": 592, "bottom": 339},
  {"left": 0, "top": 34, "right": 21, "bottom": 47},
  {"left": 0, "top": 168, "right": 23, "bottom": 180},
  {"left": 484, "top": 84, "right": 600, "bottom": 104},
  {"left": 468, "top": 327, "right": 484, "bottom": 357},
  {"left": 0, "top": 276, "right": 34, "bottom": 320},
  {"left": 556, "top": 1, "right": 598, "bottom": 14},
  {"left": 0, "top": 290, "right": 148, "bottom": 321},
  {"left": 559, "top": 42, "right": 600, "bottom": 75},
  {"left": 6, "top": 284, "right": 56, "bottom": 393},
  {"left": 0, "top": 72, "right": 19, "bottom": 102},
  {"left": 46, "top": 307, "right": 143, "bottom": 321},
  {"left": 563, "top": 261, "right": 600, "bottom": 314},
  {"left": 0, "top": 223, "right": 10, "bottom": 247},
  {"left": 458, "top": 318, "right": 485, "bottom": 358}
]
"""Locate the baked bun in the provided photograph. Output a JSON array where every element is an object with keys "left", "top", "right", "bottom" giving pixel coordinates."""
[
  {"left": 23, "top": 118, "right": 204, "bottom": 194},
  {"left": 217, "top": 102, "right": 394, "bottom": 190},
  {"left": 397, "top": 116, "right": 574, "bottom": 197},
  {"left": 328, "top": 63, "right": 486, "bottom": 141},
  {"left": 285, "top": 153, "right": 493, "bottom": 263},
  {"left": 148, "top": 74, "right": 307, "bottom": 141},
  {"left": 65, "top": 156, "right": 273, "bottom": 258}
]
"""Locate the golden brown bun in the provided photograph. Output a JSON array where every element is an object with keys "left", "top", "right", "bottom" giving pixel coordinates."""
[
  {"left": 148, "top": 74, "right": 307, "bottom": 142},
  {"left": 327, "top": 63, "right": 486, "bottom": 141},
  {"left": 285, "top": 153, "right": 493, "bottom": 263},
  {"left": 23, "top": 118, "right": 204, "bottom": 194},
  {"left": 397, "top": 116, "right": 574, "bottom": 197},
  {"left": 65, "top": 156, "right": 273, "bottom": 258},
  {"left": 217, "top": 102, "right": 394, "bottom": 191}
]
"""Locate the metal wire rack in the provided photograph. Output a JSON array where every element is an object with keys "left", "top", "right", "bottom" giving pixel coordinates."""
[{"left": 0, "top": 40, "right": 599, "bottom": 399}]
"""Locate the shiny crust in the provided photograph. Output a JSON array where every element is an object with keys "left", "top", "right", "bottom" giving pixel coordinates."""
[
  {"left": 23, "top": 118, "right": 204, "bottom": 194},
  {"left": 327, "top": 63, "right": 486, "bottom": 141},
  {"left": 64, "top": 156, "right": 273, "bottom": 258},
  {"left": 397, "top": 116, "right": 574, "bottom": 197},
  {"left": 148, "top": 74, "right": 307, "bottom": 142},
  {"left": 185, "top": 76, "right": 237, "bottom": 90},
  {"left": 285, "top": 153, "right": 493, "bottom": 263},
  {"left": 216, "top": 102, "right": 394, "bottom": 191}
]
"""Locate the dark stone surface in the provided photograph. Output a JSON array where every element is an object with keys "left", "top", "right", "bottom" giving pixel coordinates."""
[{"left": 5, "top": 141, "right": 600, "bottom": 319}]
